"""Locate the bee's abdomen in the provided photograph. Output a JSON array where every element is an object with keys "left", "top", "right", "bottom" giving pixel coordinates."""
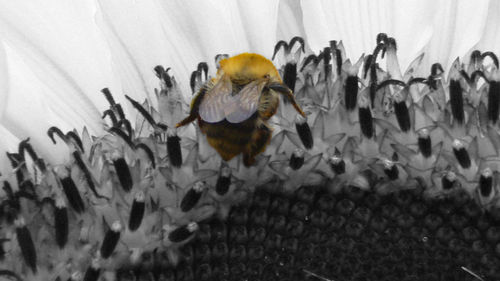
[
  {"left": 129, "top": 184, "right": 500, "bottom": 281},
  {"left": 199, "top": 115, "right": 258, "bottom": 161}
]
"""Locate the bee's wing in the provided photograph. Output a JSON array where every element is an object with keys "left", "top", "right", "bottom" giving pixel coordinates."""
[
  {"left": 199, "top": 76, "right": 234, "bottom": 123},
  {"left": 225, "top": 80, "right": 266, "bottom": 123}
]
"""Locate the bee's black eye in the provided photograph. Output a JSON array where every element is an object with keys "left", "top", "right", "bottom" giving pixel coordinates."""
[{"left": 263, "top": 74, "right": 270, "bottom": 79}]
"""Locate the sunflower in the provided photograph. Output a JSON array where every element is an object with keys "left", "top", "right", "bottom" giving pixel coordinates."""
[{"left": 0, "top": 1, "right": 500, "bottom": 281}]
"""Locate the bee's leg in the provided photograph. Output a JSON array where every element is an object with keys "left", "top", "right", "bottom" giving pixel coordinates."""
[
  {"left": 243, "top": 124, "right": 272, "bottom": 167},
  {"left": 175, "top": 87, "right": 207, "bottom": 128},
  {"left": 268, "top": 83, "right": 306, "bottom": 117},
  {"left": 175, "top": 114, "right": 197, "bottom": 128}
]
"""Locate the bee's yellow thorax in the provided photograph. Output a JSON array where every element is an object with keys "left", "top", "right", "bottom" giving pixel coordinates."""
[{"left": 218, "top": 53, "right": 282, "bottom": 84}]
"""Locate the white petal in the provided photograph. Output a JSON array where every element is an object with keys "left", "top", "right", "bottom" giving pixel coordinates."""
[
  {"left": 475, "top": 0, "right": 500, "bottom": 53},
  {"left": 0, "top": 0, "right": 120, "bottom": 132},
  {"left": 277, "top": 0, "right": 307, "bottom": 41},
  {"left": 1, "top": 44, "right": 70, "bottom": 164}
]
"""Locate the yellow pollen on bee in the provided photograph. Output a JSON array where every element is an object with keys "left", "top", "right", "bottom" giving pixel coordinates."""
[{"left": 218, "top": 53, "right": 282, "bottom": 83}]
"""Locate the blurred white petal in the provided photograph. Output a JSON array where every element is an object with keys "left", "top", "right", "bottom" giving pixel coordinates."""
[
  {"left": 97, "top": 0, "right": 279, "bottom": 99},
  {"left": 475, "top": 0, "right": 500, "bottom": 53},
  {"left": 277, "top": 0, "right": 307, "bottom": 41}
]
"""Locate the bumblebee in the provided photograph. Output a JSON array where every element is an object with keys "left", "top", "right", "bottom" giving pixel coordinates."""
[{"left": 176, "top": 53, "right": 306, "bottom": 166}]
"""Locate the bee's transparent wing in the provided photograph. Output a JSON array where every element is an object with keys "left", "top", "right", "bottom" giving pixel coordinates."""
[
  {"left": 225, "top": 80, "right": 266, "bottom": 123},
  {"left": 199, "top": 76, "right": 233, "bottom": 123}
]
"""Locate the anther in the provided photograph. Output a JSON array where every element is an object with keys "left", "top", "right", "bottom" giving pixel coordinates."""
[
  {"left": 289, "top": 148, "right": 305, "bottom": 170},
  {"left": 167, "top": 129, "right": 183, "bottom": 167},
  {"left": 100, "top": 220, "right": 122, "bottom": 259},
  {"left": 215, "top": 167, "right": 232, "bottom": 195},
  {"left": 295, "top": 115, "right": 313, "bottom": 149},
  {"left": 452, "top": 139, "right": 471, "bottom": 169},
  {"left": 180, "top": 181, "right": 207, "bottom": 212},
  {"left": 417, "top": 129, "right": 432, "bottom": 158},
  {"left": 128, "top": 191, "right": 146, "bottom": 231}
]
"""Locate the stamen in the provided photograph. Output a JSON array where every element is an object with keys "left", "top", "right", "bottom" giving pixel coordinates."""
[
  {"left": 19, "top": 138, "right": 46, "bottom": 173},
  {"left": 114, "top": 103, "right": 126, "bottom": 120},
  {"left": 215, "top": 167, "right": 232, "bottom": 195},
  {"left": 180, "top": 182, "right": 206, "bottom": 212},
  {"left": 14, "top": 217, "right": 37, "bottom": 273},
  {"left": 116, "top": 119, "right": 132, "bottom": 138},
  {"left": 481, "top": 51, "right": 499, "bottom": 68},
  {"left": 452, "top": 139, "right": 471, "bottom": 169},
  {"left": 300, "top": 54, "right": 319, "bottom": 72},
  {"left": 108, "top": 127, "right": 134, "bottom": 147},
  {"left": 135, "top": 143, "right": 156, "bottom": 168},
  {"left": 167, "top": 129, "right": 183, "bottom": 167},
  {"left": 128, "top": 191, "right": 145, "bottom": 231},
  {"left": 272, "top": 40, "right": 289, "bottom": 60},
  {"left": 47, "top": 126, "right": 67, "bottom": 144},
  {"left": 73, "top": 152, "right": 106, "bottom": 199},
  {"left": 289, "top": 36, "right": 305, "bottom": 53},
  {"left": 418, "top": 129, "right": 432, "bottom": 158},
  {"left": 330, "top": 40, "right": 342, "bottom": 76},
  {"left": 100, "top": 221, "right": 122, "bottom": 259},
  {"left": 102, "top": 109, "right": 118, "bottom": 126},
  {"left": 101, "top": 88, "right": 116, "bottom": 107},
  {"left": 66, "top": 131, "right": 84, "bottom": 153},
  {"left": 289, "top": 148, "right": 305, "bottom": 170},
  {"left": 295, "top": 115, "right": 313, "bottom": 149},
  {"left": 125, "top": 95, "right": 157, "bottom": 127}
]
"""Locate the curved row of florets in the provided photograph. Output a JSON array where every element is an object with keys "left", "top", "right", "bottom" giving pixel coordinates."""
[{"left": 0, "top": 33, "right": 499, "bottom": 280}]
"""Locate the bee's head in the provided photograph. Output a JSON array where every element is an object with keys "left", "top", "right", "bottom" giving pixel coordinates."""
[{"left": 219, "top": 53, "right": 282, "bottom": 85}]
